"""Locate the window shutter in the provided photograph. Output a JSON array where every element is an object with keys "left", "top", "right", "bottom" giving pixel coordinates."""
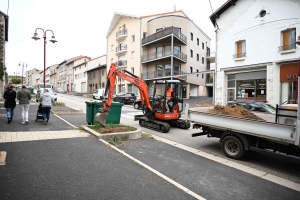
[
  {"left": 237, "top": 42, "right": 242, "bottom": 57},
  {"left": 283, "top": 30, "right": 289, "bottom": 49}
]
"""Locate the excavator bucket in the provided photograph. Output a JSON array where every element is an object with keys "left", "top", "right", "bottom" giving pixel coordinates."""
[{"left": 95, "top": 112, "right": 108, "bottom": 127}]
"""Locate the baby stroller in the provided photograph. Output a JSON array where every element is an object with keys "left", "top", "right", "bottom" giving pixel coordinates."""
[{"left": 35, "top": 103, "right": 44, "bottom": 122}]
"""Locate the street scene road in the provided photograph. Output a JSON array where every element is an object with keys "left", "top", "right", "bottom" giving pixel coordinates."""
[{"left": 56, "top": 94, "right": 300, "bottom": 184}]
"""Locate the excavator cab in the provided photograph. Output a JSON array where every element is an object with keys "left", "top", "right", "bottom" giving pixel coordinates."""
[{"left": 152, "top": 80, "right": 183, "bottom": 114}]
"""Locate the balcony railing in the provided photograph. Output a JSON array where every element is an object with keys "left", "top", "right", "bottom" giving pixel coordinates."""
[
  {"left": 141, "top": 46, "right": 187, "bottom": 63},
  {"left": 278, "top": 44, "right": 296, "bottom": 51},
  {"left": 116, "top": 29, "right": 128, "bottom": 38},
  {"left": 116, "top": 44, "right": 127, "bottom": 53},
  {"left": 233, "top": 52, "right": 246, "bottom": 59},
  {"left": 142, "top": 26, "right": 187, "bottom": 45},
  {"left": 115, "top": 60, "right": 127, "bottom": 67},
  {"left": 141, "top": 70, "right": 187, "bottom": 80}
]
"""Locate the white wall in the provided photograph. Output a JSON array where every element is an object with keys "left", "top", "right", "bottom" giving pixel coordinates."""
[{"left": 215, "top": 0, "right": 300, "bottom": 106}]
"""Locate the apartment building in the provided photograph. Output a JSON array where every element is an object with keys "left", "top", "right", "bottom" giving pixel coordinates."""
[
  {"left": 25, "top": 68, "right": 39, "bottom": 86},
  {"left": 73, "top": 55, "right": 106, "bottom": 93},
  {"left": 87, "top": 64, "right": 107, "bottom": 93},
  {"left": 106, "top": 10, "right": 212, "bottom": 98},
  {"left": 49, "top": 64, "right": 58, "bottom": 88},
  {"left": 0, "top": 11, "right": 8, "bottom": 96},
  {"left": 210, "top": 0, "right": 300, "bottom": 106}
]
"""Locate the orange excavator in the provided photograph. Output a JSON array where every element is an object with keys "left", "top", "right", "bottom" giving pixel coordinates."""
[{"left": 95, "top": 63, "right": 190, "bottom": 133}]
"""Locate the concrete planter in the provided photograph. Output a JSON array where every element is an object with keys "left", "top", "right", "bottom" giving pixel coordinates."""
[{"left": 81, "top": 125, "right": 142, "bottom": 140}]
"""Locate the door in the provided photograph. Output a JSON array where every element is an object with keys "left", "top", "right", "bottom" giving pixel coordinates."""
[
  {"left": 81, "top": 82, "right": 87, "bottom": 93},
  {"left": 227, "top": 89, "right": 235, "bottom": 101}
]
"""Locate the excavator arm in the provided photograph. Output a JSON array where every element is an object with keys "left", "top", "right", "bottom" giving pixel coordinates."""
[{"left": 96, "top": 63, "right": 152, "bottom": 126}]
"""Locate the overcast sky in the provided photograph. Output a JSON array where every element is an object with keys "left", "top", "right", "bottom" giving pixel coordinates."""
[{"left": 0, "top": 0, "right": 227, "bottom": 75}]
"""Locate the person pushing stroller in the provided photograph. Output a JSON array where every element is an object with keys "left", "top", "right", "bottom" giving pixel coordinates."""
[{"left": 39, "top": 89, "right": 54, "bottom": 124}]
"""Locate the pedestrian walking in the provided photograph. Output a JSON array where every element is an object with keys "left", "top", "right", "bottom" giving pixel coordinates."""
[
  {"left": 39, "top": 89, "right": 54, "bottom": 124},
  {"left": 3, "top": 85, "right": 16, "bottom": 124},
  {"left": 17, "top": 85, "right": 32, "bottom": 125}
]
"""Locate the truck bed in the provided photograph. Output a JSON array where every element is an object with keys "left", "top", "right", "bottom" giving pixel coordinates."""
[{"left": 185, "top": 106, "right": 296, "bottom": 144}]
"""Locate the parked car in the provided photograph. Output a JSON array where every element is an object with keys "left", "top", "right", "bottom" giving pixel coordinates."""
[
  {"left": 93, "top": 88, "right": 105, "bottom": 100},
  {"left": 227, "top": 100, "right": 276, "bottom": 114},
  {"left": 36, "top": 88, "right": 57, "bottom": 102},
  {"left": 113, "top": 92, "right": 136, "bottom": 104},
  {"left": 56, "top": 88, "right": 65, "bottom": 93}
]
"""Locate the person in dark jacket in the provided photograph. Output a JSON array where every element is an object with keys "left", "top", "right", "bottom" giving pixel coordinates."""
[
  {"left": 3, "top": 85, "right": 17, "bottom": 124},
  {"left": 39, "top": 89, "right": 54, "bottom": 124}
]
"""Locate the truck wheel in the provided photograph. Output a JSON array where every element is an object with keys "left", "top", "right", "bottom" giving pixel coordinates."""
[{"left": 222, "top": 136, "right": 244, "bottom": 159}]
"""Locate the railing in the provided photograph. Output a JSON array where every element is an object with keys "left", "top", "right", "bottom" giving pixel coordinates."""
[
  {"left": 141, "top": 70, "right": 187, "bottom": 80},
  {"left": 115, "top": 60, "right": 127, "bottom": 67},
  {"left": 116, "top": 44, "right": 127, "bottom": 52},
  {"left": 116, "top": 29, "right": 128, "bottom": 38},
  {"left": 142, "top": 26, "right": 187, "bottom": 45},
  {"left": 206, "top": 61, "right": 210, "bottom": 70},
  {"left": 278, "top": 44, "right": 296, "bottom": 51},
  {"left": 207, "top": 51, "right": 215, "bottom": 57},
  {"left": 233, "top": 52, "right": 246, "bottom": 59},
  {"left": 141, "top": 46, "right": 187, "bottom": 62}
]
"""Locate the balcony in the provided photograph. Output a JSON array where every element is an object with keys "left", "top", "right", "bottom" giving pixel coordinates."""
[
  {"left": 233, "top": 52, "right": 246, "bottom": 61},
  {"left": 116, "top": 44, "right": 127, "bottom": 55},
  {"left": 141, "top": 46, "right": 187, "bottom": 63},
  {"left": 115, "top": 60, "right": 127, "bottom": 67},
  {"left": 207, "top": 51, "right": 215, "bottom": 63},
  {"left": 142, "top": 26, "right": 187, "bottom": 46},
  {"left": 141, "top": 70, "right": 187, "bottom": 81},
  {"left": 278, "top": 44, "right": 296, "bottom": 54},
  {"left": 116, "top": 29, "right": 128, "bottom": 41}
]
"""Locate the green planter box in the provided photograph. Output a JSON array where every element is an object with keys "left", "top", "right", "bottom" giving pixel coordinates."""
[
  {"left": 85, "top": 100, "right": 96, "bottom": 125},
  {"left": 93, "top": 101, "right": 123, "bottom": 125}
]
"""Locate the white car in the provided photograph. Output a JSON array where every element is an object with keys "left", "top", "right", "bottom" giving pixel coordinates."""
[
  {"left": 36, "top": 88, "right": 57, "bottom": 102},
  {"left": 93, "top": 88, "right": 105, "bottom": 100}
]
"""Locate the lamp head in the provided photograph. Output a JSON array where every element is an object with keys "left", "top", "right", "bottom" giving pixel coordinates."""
[
  {"left": 49, "top": 35, "right": 57, "bottom": 43},
  {"left": 31, "top": 32, "right": 40, "bottom": 40},
  {"left": 296, "top": 35, "right": 300, "bottom": 45}
]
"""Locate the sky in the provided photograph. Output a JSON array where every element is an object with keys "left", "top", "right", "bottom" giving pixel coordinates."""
[{"left": 0, "top": 0, "right": 227, "bottom": 76}]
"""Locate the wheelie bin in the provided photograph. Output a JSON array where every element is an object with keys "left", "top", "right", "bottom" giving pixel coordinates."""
[
  {"left": 93, "top": 101, "right": 123, "bottom": 125},
  {"left": 85, "top": 100, "right": 96, "bottom": 125}
]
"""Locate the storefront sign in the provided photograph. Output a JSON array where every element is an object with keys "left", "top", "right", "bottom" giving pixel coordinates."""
[
  {"left": 280, "top": 64, "right": 299, "bottom": 82},
  {"left": 286, "top": 74, "right": 298, "bottom": 80}
]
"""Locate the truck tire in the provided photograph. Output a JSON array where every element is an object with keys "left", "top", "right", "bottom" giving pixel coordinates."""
[{"left": 221, "top": 136, "right": 244, "bottom": 159}]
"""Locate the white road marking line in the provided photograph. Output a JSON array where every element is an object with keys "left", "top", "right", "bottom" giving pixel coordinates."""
[
  {"left": 54, "top": 114, "right": 77, "bottom": 128},
  {"left": 152, "top": 135, "right": 300, "bottom": 192},
  {"left": 99, "top": 139, "right": 206, "bottom": 200}
]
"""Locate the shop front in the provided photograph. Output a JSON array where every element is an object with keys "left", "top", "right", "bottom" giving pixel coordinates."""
[
  {"left": 280, "top": 64, "right": 299, "bottom": 104},
  {"left": 227, "top": 70, "right": 267, "bottom": 102}
]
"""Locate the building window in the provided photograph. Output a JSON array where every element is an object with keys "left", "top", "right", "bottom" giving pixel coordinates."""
[
  {"left": 156, "top": 28, "right": 163, "bottom": 32},
  {"left": 190, "top": 66, "right": 193, "bottom": 73},
  {"left": 196, "top": 69, "right": 199, "bottom": 77},
  {"left": 111, "top": 58, "right": 113, "bottom": 64},
  {"left": 102, "top": 82, "right": 105, "bottom": 88},
  {"left": 111, "top": 45, "right": 114, "bottom": 51},
  {"left": 131, "top": 35, "right": 135, "bottom": 42},
  {"left": 143, "top": 32, "right": 147, "bottom": 38},
  {"left": 131, "top": 67, "right": 134, "bottom": 74},
  {"left": 202, "top": 42, "right": 204, "bottom": 49},
  {"left": 131, "top": 51, "right": 135, "bottom": 59},
  {"left": 197, "top": 38, "right": 199, "bottom": 46},
  {"left": 190, "top": 50, "right": 193, "bottom": 58},
  {"left": 190, "top": 33, "right": 193, "bottom": 41},
  {"left": 234, "top": 40, "right": 246, "bottom": 58},
  {"left": 197, "top": 54, "right": 199, "bottom": 61},
  {"left": 202, "top": 57, "right": 204, "bottom": 64},
  {"left": 202, "top": 74, "right": 204, "bottom": 79},
  {"left": 280, "top": 28, "right": 296, "bottom": 51},
  {"left": 102, "top": 69, "right": 104, "bottom": 76}
]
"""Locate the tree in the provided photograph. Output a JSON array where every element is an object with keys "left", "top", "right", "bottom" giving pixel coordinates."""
[{"left": 11, "top": 78, "right": 21, "bottom": 84}]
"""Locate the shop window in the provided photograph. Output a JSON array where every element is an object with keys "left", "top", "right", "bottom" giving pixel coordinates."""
[
  {"left": 281, "top": 81, "right": 297, "bottom": 104},
  {"left": 234, "top": 40, "right": 246, "bottom": 58},
  {"left": 280, "top": 28, "right": 296, "bottom": 51},
  {"left": 256, "top": 79, "right": 266, "bottom": 99},
  {"left": 237, "top": 80, "right": 255, "bottom": 99}
]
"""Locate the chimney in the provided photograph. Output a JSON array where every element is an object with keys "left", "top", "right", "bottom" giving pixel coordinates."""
[{"left": 174, "top": 5, "right": 176, "bottom": 11}]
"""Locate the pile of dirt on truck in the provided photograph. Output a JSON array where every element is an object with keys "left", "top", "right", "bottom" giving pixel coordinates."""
[{"left": 208, "top": 104, "right": 265, "bottom": 121}]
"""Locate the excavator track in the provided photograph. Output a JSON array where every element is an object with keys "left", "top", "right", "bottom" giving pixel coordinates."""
[{"left": 139, "top": 117, "right": 171, "bottom": 133}]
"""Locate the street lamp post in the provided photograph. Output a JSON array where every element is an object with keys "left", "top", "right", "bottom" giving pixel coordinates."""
[
  {"left": 31, "top": 28, "right": 57, "bottom": 88},
  {"left": 18, "top": 62, "right": 27, "bottom": 85}
]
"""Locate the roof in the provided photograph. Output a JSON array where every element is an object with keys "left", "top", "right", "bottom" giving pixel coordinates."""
[
  {"left": 106, "top": 12, "right": 140, "bottom": 37},
  {"left": 58, "top": 55, "right": 82, "bottom": 65},
  {"left": 87, "top": 64, "right": 107, "bottom": 72},
  {"left": 209, "top": 0, "right": 239, "bottom": 27}
]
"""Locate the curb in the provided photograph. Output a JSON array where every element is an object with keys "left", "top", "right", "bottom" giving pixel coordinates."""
[
  {"left": 51, "top": 110, "right": 83, "bottom": 115},
  {"left": 81, "top": 125, "right": 142, "bottom": 140}
]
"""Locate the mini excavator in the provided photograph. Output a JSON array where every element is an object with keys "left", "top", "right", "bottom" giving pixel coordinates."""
[{"left": 95, "top": 63, "right": 190, "bottom": 133}]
